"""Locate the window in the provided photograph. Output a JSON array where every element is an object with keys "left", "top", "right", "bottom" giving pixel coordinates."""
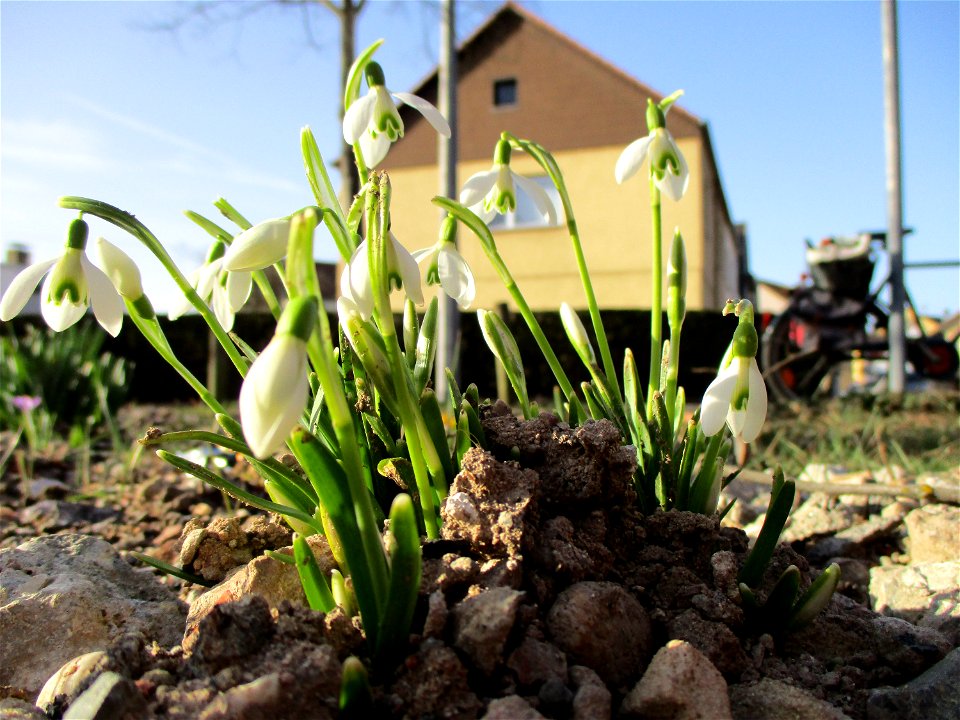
[
  {"left": 493, "top": 78, "right": 517, "bottom": 107},
  {"left": 488, "top": 176, "right": 561, "bottom": 231}
]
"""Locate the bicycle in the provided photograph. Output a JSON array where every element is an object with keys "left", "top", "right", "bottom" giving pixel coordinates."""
[{"left": 760, "top": 230, "right": 959, "bottom": 401}]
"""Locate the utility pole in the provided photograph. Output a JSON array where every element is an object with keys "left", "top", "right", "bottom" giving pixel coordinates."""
[
  {"left": 881, "top": 0, "right": 906, "bottom": 395},
  {"left": 436, "top": 0, "right": 459, "bottom": 401}
]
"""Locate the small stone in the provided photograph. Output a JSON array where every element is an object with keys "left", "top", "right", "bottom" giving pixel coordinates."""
[
  {"left": 482, "top": 695, "right": 546, "bottom": 719},
  {"left": 570, "top": 665, "right": 611, "bottom": 720},
  {"left": 507, "top": 636, "right": 567, "bottom": 689},
  {"left": 620, "top": 639, "right": 731, "bottom": 719},
  {"left": 729, "top": 678, "right": 852, "bottom": 720},
  {"left": 547, "top": 581, "right": 652, "bottom": 688},
  {"left": 36, "top": 651, "right": 109, "bottom": 714},
  {"left": 60, "top": 671, "right": 147, "bottom": 720},
  {"left": 869, "top": 561, "right": 960, "bottom": 643},
  {"left": 452, "top": 587, "right": 524, "bottom": 675},
  {"left": 904, "top": 505, "right": 960, "bottom": 564}
]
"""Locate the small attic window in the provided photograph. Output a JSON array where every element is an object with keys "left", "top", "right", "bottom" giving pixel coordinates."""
[{"left": 493, "top": 78, "right": 517, "bottom": 107}]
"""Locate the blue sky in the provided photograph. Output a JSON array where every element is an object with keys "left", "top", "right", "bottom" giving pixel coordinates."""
[{"left": 2, "top": 0, "right": 958, "bottom": 316}]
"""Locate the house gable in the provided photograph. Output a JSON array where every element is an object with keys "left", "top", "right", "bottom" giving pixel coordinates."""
[{"left": 384, "top": 2, "right": 701, "bottom": 169}]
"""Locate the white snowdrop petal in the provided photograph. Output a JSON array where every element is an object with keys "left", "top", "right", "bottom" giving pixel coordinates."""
[
  {"left": 83, "top": 257, "right": 124, "bottom": 337},
  {"left": 0, "top": 258, "right": 56, "bottom": 321},
  {"left": 513, "top": 172, "right": 558, "bottom": 225},
  {"left": 739, "top": 359, "right": 768, "bottom": 443},
  {"left": 614, "top": 135, "right": 653, "bottom": 184},
  {"left": 459, "top": 171, "right": 498, "bottom": 207},
  {"left": 699, "top": 364, "right": 738, "bottom": 437},
  {"left": 343, "top": 92, "right": 376, "bottom": 144},
  {"left": 393, "top": 92, "right": 451, "bottom": 137}
]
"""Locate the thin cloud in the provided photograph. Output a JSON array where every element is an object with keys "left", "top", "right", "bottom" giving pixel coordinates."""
[
  {"left": 1, "top": 118, "right": 110, "bottom": 172},
  {"left": 63, "top": 93, "right": 303, "bottom": 193}
]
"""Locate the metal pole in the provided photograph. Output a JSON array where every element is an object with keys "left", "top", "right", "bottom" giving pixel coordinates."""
[
  {"left": 436, "top": 0, "right": 459, "bottom": 401},
  {"left": 882, "top": 0, "right": 906, "bottom": 395}
]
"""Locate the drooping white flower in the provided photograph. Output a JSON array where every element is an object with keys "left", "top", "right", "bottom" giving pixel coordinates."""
[
  {"left": 169, "top": 240, "right": 252, "bottom": 332},
  {"left": 0, "top": 218, "right": 124, "bottom": 336},
  {"left": 700, "top": 355, "right": 768, "bottom": 443},
  {"left": 222, "top": 217, "right": 293, "bottom": 273},
  {"left": 700, "top": 299, "right": 767, "bottom": 443},
  {"left": 459, "top": 138, "right": 557, "bottom": 225},
  {"left": 239, "top": 297, "right": 316, "bottom": 459},
  {"left": 412, "top": 216, "right": 475, "bottom": 310},
  {"left": 615, "top": 91, "right": 689, "bottom": 201},
  {"left": 343, "top": 61, "right": 451, "bottom": 168},
  {"left": 340, "top": 235, "right": 423, "bottom": 320}
]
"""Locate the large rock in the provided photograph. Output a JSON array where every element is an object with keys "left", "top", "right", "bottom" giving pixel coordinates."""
[
  {"left": 730, "top": 678, "right": 852, "bottom": 720},
  {"left": 869, "top": 561, "right": 960, "bottom": 642},
  {"left": 867, "top": 647, "right": 960, "bottom": 720},
  {"left": 620, "top": 639, "right": 731, "bottom": 720},
  {"left": 903, "top": 505, "right": 960, "bottom": 564},
  {"left": 0, "top": 534, "right": 186, "bottom": 698}
]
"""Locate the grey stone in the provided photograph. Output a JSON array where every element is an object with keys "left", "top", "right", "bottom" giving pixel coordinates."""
[
  {"left": 452, "top": 586, "right": 524, "bottom": 675},
  {"left": 35, "top": 651, "right": 109, "bottom": 714},
  {"left": 869, "top": 561, "right": 960, "bottom": 642},
  {"left": 620, "top": 639, "right": 731, "bottom": 720},
  {"left": 482, "top": 695, "right": 546, "bottom": 719},
  {"left": 570, "top": 665, "right": 611, "bottom": 720},
  {"left": 730, "top": 678, "right": 851, "bottom": 720},
  {"left": 867, "top": 647, "right": 960, "bottom": 720},
  {"left": 904, "top": 504, "right": 960, "bottom": 564},
  {"left": 0, "top": 534, "right": 186, "bottom": 698},
  {"left": 61, "top": 671, "right": 146, "bottom": 720}
]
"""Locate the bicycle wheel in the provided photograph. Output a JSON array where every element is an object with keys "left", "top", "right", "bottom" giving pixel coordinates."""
[
  {"left": 761, "top": 309, "right": 833, "bottom": 402},
  {"left": 908, "top": 338, "right": 960, "bottom": 380}
]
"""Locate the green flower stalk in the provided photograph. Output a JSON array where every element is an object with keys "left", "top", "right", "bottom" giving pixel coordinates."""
[{"left": 614, "top": 91, "right": 688, "bottom": 415}]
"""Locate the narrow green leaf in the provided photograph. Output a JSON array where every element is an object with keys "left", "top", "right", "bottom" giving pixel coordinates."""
[
  {"left": 293, "top": 533, "right": 336, "bottom": 612},
  {"left": 789, "top": 563, "right": 841, "bottom": 630},
  {"left": 376, "top": 494, "right": 422, "bottom": 663},
  {"left": 738, "top": 478, "right": 796, "bottom": 587}
]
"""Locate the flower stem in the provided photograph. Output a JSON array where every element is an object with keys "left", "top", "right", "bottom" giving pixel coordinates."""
[
  {"left": 434, "top": 196, "right": 582, "bottom": 415},
  {"left": 58, "top": 196, "right": 249, "bottom": 378},
  {"left": 648, "top": 180, "right": 663, "bottom": 415},
  {"left": 506, "top": 135, "right": 622, "bottom": 408}
]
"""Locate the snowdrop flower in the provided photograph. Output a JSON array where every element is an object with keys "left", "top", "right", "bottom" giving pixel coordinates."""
[
  {"left": 222, "top": 217, "right": 293, "bottom": 273},
  {"left": 615, "top": 90, "right": 689, "bottom": 201},
  {"left": 700, "top": 300, "right": 767, "bottom": 443},
  {"left": 460, "top": 138, "right": 557, "bottom": 225},
  {"left": 0, "top": 218, "right": 123, "bottom": 336},
  {"left": 343, "top": 61, "right": 451, "bottom": 168},
  {"left": 239, "top": 296, "right": 316, "bottom": 459},
  {"left": 169, "top": 240, "right": 252, "bottom": 332},
  {"left": 412, "top": 216, "right": 475, "bottom": 310},
  {"left": 340, "top": 234, "right": 423, "bottom": 320}
]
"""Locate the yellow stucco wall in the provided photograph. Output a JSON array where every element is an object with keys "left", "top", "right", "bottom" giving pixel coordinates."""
[{"left": 384, "top": 136, "right": 713, "bottom": 312}]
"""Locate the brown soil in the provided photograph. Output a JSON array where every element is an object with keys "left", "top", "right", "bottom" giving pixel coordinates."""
[{"left": 0, "top": 402, "right": 952, "bottom": 718}]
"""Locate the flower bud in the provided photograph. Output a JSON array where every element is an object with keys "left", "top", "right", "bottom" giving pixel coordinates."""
[
  {"left": 97, "top": 237, "right": 143, "bottom": 300},
  {"left": 223, "top": 217, "right": 293, "bottom": 272},
  {"left": 560, "top": 302, "right": 596, "bottom": 366}
]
